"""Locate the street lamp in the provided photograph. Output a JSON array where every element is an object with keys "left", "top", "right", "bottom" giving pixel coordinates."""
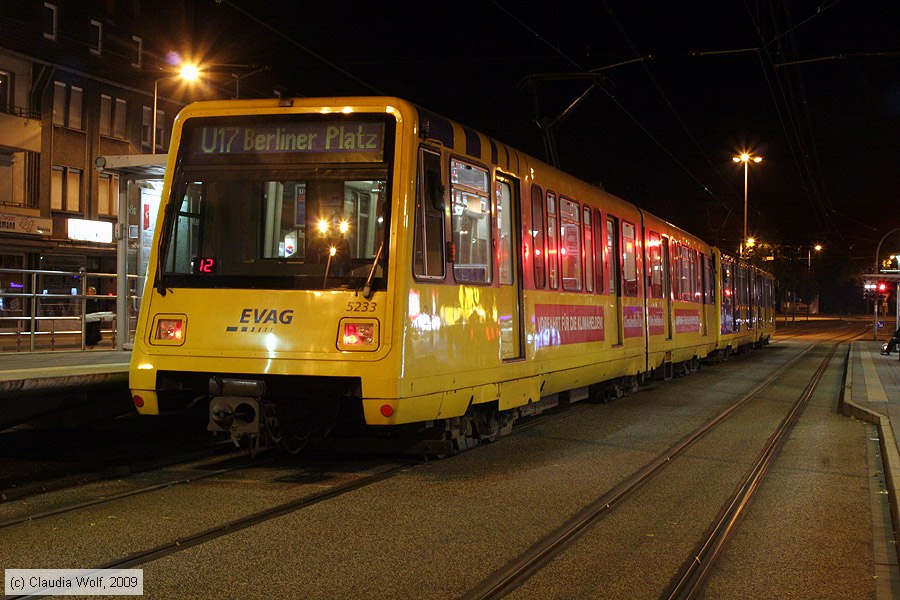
[
  {"left": 732, "top": 152, "right": 763, "bottom": 257},
  {"left": 807, "top": 244, "right": 822, "bottom": 269},
  {"left": 152, "top": 63, "right": 200, "bottom": 154}
]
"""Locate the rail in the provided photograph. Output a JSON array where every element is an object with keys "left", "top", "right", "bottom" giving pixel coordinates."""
[{"left": 0, "top": 267, "right": 145, "bottom": 353}]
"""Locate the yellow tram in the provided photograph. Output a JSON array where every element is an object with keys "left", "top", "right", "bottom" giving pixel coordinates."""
[{"left": 129, "top": 97, "right": 775, "bottom": 453}]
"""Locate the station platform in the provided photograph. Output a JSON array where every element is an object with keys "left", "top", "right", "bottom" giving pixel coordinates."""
[
  {"left": 0, "top": 350, "right": 131, "bottom": 431},
  {"left": 841, "top": 340, "right": 900, "bottom": 567}
]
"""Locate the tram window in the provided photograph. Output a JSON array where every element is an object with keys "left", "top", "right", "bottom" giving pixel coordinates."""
[
  {"left": 593, "top": 209, "right": 604, "bottom": 293},
  {"left": 413, "top": 148, "right": 445, "bottom": 279},
  {"left": 671, "top": 241, "right": 681, "bottom": 300},
  {"left": 721, "top": 259, "right": 736, "bottom": 332},
  {"left": 450, "top": 159, "right": 491, "bottom": 284},
  {"left": 703, "top": 253, "right": 714, "bottom": 304},
  {"left": 583, "top": 206, "right": 593, "bottom": 293},
  {"left": 683, "top": 246, "right": 697, "bottom": 302},
  {"left": 647, "top": 231, "right": 663, "bottom": 298},
  {"left": 692, "top": 248, "right": 702, "bottom": 302},
  {"left": 607, "top": 216, "right": 618, "bottom": 295},
  {"left": 165, "top": 182, "right": 203, "bottom": 274},
  {"left": 531, "top": 186, "right": 545, "bottom": 288},
  {"left": 546, "top": 192, "right": 559, "bottom": 289},
  {"left": 497, "top": 179, "right": 514, "bottom": 285},
  {"left": 622, "top": 221, "right": 638, "bottom": 296},
  {"left": 559, "top": 197, "right": 582, "bottom": 291}
]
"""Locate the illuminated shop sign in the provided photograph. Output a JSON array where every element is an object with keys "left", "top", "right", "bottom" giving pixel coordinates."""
[
  {"left": 188, "top": 121, "right": 385, "bottom": 160},
  {"left": 67, "top": 218, "right": 113, "bottom": 243},
  {"left": 0, "top": 212, "right": 51, "bottom": 236}
]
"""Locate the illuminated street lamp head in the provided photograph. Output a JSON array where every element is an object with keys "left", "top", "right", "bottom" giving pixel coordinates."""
[
  {"left": 746, "top": 237, "right": 756, "bottom": 248},
  {"left": 179, "top": 63, "right": 200, "bottom": 82},
  {"left": 814, "top": 244, "right": 823, "bottom": 252},
  {"left": 733, "top": 152, "right": 763, "bottom": 163}
]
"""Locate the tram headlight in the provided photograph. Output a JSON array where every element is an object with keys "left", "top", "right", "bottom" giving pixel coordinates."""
[
  {"left": 337, "top": 318, "right": 379, "bottom": 351},
  {"left": 150, "top": 314, "right": 187, "bottom": 345}
]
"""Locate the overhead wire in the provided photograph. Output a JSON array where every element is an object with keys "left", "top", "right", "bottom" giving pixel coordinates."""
[
  {"left": 215, "top": 0, "right": 385, "bottom": 96},
  {"left": 743, "top": 0, "right": 849, "bottom": 251},
  {"left": 491, "top": 1, "right": 733, "bottom": 218}
]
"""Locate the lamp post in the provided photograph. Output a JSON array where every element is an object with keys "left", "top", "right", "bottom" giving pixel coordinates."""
[
  {"left": 807, "top": 244, "right": 822, "bottom": 270},
  {"left": 732, "top": 152, "right": 762, "bottom": 257},
  {"left": 151, "top": 63, "right": 200, "bottom": 154},
  {"left": 805, "top": 244, "right": 822, "bottom": 320}
]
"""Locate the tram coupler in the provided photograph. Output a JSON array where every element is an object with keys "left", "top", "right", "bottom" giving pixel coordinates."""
[{"left": 207, "top": 377, "right": 267, "bottom": 451}]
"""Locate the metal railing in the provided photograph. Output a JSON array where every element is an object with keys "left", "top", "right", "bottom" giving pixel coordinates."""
[{"left": 0, "top": 267, "right": 145, "bottom": 353}]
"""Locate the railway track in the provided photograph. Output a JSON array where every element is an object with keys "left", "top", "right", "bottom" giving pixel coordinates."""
[
  {"left": 1, "top": 453, "right": 422, "bottom": 600},
  {"left": 0, "top": 323, "right": 875, "bottom": 598},
  {"left": 460, "top": 327, "right": 863, "bottom": 599}
]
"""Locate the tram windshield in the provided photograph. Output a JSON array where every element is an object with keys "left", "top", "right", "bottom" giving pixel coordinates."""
[{"left": 157, "top": 114, "right": 394, "bottom": 291}]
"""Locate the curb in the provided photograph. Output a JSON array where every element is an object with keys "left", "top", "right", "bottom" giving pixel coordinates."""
[{"left": 838, "top": 341, "right": 900, "bottom": 571}]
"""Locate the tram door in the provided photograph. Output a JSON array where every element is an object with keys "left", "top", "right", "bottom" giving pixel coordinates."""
[
  {"left": 701, "top": 254, "right": 712, "bottom": 337},
  {"left": 662, "top": 238, "right": 673, "bottom": 340},
  {"left": 607, "top": 216, "right": 623, "bottom": 345},
  {"left": 496, "top": 175, "right": 524, "bottom": 360}
]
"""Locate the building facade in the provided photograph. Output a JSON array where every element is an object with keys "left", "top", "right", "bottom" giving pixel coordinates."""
[{"left": 0, "top": 0, "right": 195, "bottom": 329}]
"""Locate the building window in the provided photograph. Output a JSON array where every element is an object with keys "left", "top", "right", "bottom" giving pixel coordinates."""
[
  {"left": 141, "top": 106, "right": 152, "bottom": 146},
  {"left": 52, "top": 82, "right": 65, "bottom": 126},
  {"left": 51, "top": 166, "right": 81, "bottom": 212},
  {"left": 52, "top": 82, "right": 83, "bottom": 130},
  {"left": 43, "top": 3, "right": 57, "bottom": 41},
  {"left": 98, "top": 173, "right": 119, "bottom": 216},
  {"left": 90, "top": 20, "right": 102, "bottom": 55},
  {"left": 0, "top": 71, "right": 11, "bottom": 113},
  {"left": 68, "top": 86, "right": 83, "bottom": 130},
  {"left": 155, "top": 109, "right": 166, "bottom": 150},
  {"left": 131, "top": 36, "right": 143, "bottom": 68},
  {"left": 114, "top": 98, "right": 126, "bottom": 138},
  {"left": 100, "top": 95, "right": 127, "bottom": 139},
  {"left": 100, "top": 95, "right": 111, "bottom": 136}
]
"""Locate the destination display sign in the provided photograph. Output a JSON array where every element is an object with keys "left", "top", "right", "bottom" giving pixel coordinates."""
[{"left": 187, "top": 121, "right": 385, "bottom": 161}]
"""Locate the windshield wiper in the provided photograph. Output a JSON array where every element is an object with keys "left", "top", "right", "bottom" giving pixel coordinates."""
[{"left": 362, "top": 241, "right": 384, "bottom": 299}]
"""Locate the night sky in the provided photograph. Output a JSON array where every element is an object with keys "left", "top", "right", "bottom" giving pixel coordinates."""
[{"left": 173, "top": 1, "right": 900, "bottom": 305}]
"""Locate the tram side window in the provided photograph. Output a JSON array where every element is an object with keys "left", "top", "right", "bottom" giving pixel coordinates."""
[
  {"left": 165, "top": 182, "right": 203, "bottom": 274},
  {"left": 593, "top": 209, "right": 604, "bottom": 293},
  {"left": 413, "top": 149, "right": 445, "bottom": 279},
  {"left": 531, "top": 186, "right": 545, "bottom": 288},
  {"left": 450, "top": 159, "right": 491, "bottom": 284},
  {"left": 647, "top": 231, "right": 663, "bottom": 298},
  {"left": 671, "top": 241, "right": 681, "bottom": 300},
  {"left": 546, "top": 192, "right": 559, "bottom": 289},
  {"left": 497, "top": 179, "right": 514, "bottom": 285},
  {"left": 622, "top": 221, "right": 638, "bottom": 296},
  {"left": 559, "top": 197, "right": 582, "bottom": 291},
  {"left": 686, "top": 247, "right": 699, "bottom": 302},
  {"left": 703, "top": 253, "right": 714, "bottom": 304},
  {"left": 607, "top": 216, "right": 618, "bottom": 295},
  {"left": 583, "top": 206, "right": 594, "bottom": 293}
]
